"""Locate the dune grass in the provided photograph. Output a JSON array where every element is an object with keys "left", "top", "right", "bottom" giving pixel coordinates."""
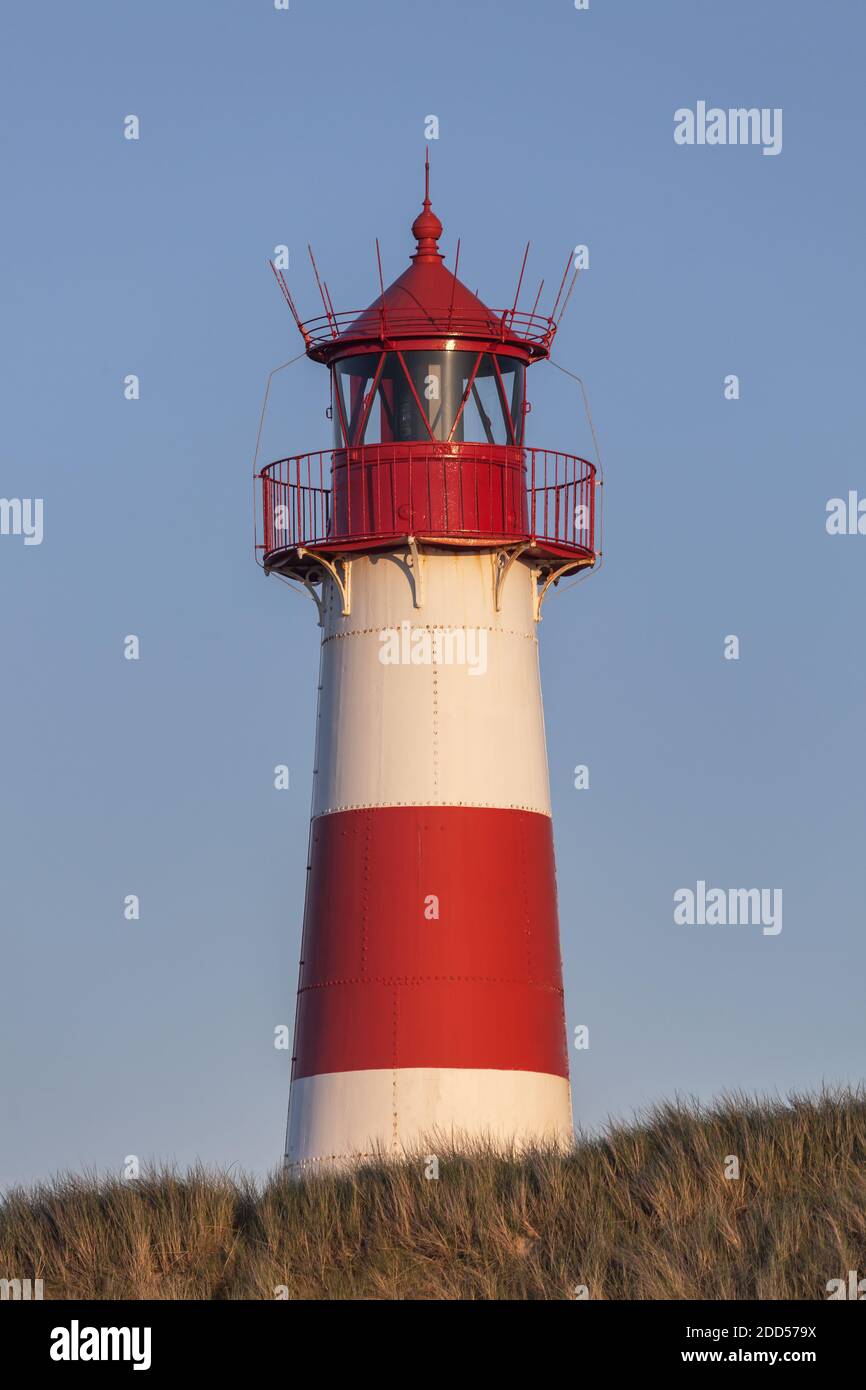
[{"left": 2, "top": 1087, "right": 865, "bottom": 1299}]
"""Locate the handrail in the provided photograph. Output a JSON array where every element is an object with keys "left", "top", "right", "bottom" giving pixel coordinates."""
[{"left": 298, "top": 305, "right": 558, "bottom": 351}]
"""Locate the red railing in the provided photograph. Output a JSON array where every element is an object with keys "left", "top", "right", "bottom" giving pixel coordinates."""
[
  {"left": 259, "top": 444, "right": 596, "bottom": 565},
  {"left": 298, "top": 305, "right": 558, "bottom": 352}
]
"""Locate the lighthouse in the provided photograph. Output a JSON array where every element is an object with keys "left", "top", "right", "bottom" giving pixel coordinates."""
[{"left": 258, "top": 160, "right": 598, "bottom": 1172}]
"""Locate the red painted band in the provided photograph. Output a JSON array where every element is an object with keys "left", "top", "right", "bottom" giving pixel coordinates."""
[{"left": 292, "top": 805, "right": 569, "bottom": 1080}]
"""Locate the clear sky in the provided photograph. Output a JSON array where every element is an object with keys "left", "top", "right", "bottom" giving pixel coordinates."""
[{"left": 1, "top": 0, "right": 864, "bottom": 1186}]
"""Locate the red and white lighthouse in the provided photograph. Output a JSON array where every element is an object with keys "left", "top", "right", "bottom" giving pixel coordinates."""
[{"left": 258, "top": 160, "right": 598, "bottom": 1172}]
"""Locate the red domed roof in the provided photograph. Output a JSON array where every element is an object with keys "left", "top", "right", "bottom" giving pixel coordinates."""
[
  {"left": 296, "top": 158, "right": 557, "bottom": 364},
  {"left": 343, "top": 237, "right": 503, "bottom": 349}
]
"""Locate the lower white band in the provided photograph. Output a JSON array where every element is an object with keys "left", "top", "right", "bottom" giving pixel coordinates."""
[{"left": 286, "top": 1066, "right": 574, "bottom": 1172}]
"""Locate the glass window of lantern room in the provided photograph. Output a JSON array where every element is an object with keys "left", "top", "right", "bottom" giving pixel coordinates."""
[
  {"left": 334, "top": 350, "right": 526, "bottom": 446},
  {"left": 457, "top": 355, "right": 524, "bottom": 446},
  {"left": 334, "top": 353, "right": 437, "bottom": 444},
  {"left": 500, "top": 356, "right": 526, "bottom": 443},
  {"left": 398, "top": 350, "right": 475, "bottom": 441},
  {"left": 332, "top": 353, "right": 380, "bottom": 447}
]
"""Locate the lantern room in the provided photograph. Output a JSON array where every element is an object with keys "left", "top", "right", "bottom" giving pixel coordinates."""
[
  {"left": 331, "top": 350, "right": 525, "bottom": 448},
  {"left": 258, "top": 158, "right": 599, "bottom": 581}
]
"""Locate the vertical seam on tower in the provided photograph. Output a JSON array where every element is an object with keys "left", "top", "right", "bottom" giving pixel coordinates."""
[
  {"left": 361, "top": 809, "right": 371, "bottom": 976},
  {"left": 392, "top": 988, "right": 399, "bottom": 1151},
  {"left": 431, "top": 660, "right": 440, "bottom": 802},
  {"left": 521, "top": 814, "right": 533, "bottom": 983}
]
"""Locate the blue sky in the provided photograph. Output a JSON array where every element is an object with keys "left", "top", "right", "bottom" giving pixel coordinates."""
[{"left": 1, "top": 0, "right": 864, "bottom": 1185}]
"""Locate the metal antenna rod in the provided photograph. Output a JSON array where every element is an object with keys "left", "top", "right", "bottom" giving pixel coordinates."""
[
  {"left": 322, "top": 279, "right": 339, "bottom": 331},
  {"left": 509, "top": 241, "right": 530, "bottom": 326},
  {"left": 548, "top": 251, "right": 573, "bottom": 323},
  {"left": 375, "top": 238, "right": 389, "bottom": 334},
  {"left": 269, "top": 262, "right": 312, "bottom": 350},
  {"left": 447, "top": 236, "right": 461, "bottom": 330},
  {"left": 528, "top": 277, "right": 545, "bottom": 324},
  {"left": 556, "top": 267, "right": 580, "bottom": 328},
  {"left": 307, "top": 244, "right": 338, "bottom": 338}
]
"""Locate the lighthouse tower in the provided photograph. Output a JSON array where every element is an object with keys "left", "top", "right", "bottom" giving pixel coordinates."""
[{"left": 259, "top": 162, "right": 598, "bottom": 1172}]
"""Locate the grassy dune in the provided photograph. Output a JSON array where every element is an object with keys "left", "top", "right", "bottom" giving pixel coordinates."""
[{"left": 2, "top": 1088, "right": 865, "bottom": 1300}]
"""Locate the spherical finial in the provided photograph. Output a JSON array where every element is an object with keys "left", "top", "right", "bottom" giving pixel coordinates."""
[{"left": 411, "top": 201, "right": 443, "bottom": 251}]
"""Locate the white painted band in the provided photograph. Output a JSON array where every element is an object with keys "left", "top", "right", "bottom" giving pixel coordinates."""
[
  {"left": 313, "top": 550, "right": 552, "bottom": 817},
  {"left": 286, "top": 1066, "right": 574, "bottom": 1171}
]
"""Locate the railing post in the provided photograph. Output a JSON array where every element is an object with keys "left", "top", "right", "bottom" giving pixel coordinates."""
[
  {"left": 529, "top": 448, "right": 535, "bottom": 536},
  {"left": 262, "top": 469, "right": 271, "bottom": 554},
  {"left": 341, "top": 444, "right": 348, "bottom": 536}
]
